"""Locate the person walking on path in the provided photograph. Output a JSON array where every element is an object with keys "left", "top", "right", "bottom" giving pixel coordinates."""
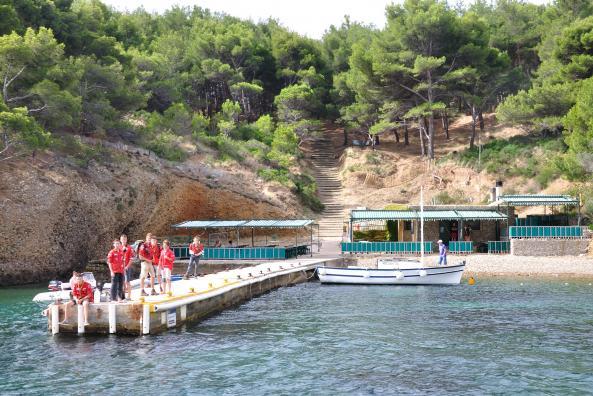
[
  {"left": 437, "top": 239, "right": 448, "bottom": 266},
  {"left": 62, "top": 276, "right": 94, "bottom": 325},
  {"left": 150, "top": 236, "right": 163, "bottom": 294},
  {"left": 138, "top": 233, "right": 157, "bottom": 296},
  {"left": 185, "top": 236, "right": 204, "bottom": 279},
  {"left": 159, "top": 240, "right": 175, "bottom": 295},
  {"left": 120, "top": 234, "right": 134, "bottom": 300},
  {"left": 107, "top": 240, "right": 125, "bottom": 302}
]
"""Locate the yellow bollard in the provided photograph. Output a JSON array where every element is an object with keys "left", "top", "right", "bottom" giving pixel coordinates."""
[
  {"left": 139, "top": 297, "right": 145, "bottom": 303},
  {"left": 208, "top": 282, "right": 213, "bottom": 288},
  {"left": 167, "top": 291, "right": 173, "bottom": 297},
  {"left": 468, "top": 277, "right": 476, "bottom": 286},
  {"left": 189, "top": 287, "right": 195, "bottom": 293}
]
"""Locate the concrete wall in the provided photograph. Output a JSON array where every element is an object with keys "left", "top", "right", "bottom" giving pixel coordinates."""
[{"left": 511, "top": 239, "right": 590, "bottom": 256}]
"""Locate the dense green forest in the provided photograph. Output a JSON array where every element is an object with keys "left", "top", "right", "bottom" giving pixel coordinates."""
[{"left": 1, "top": 0, "right": 593, "bottom": 210}]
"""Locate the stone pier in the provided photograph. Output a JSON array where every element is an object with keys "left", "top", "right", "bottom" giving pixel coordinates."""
[{"left": 48, "top": 258, "right": 345, "bottom": 336}]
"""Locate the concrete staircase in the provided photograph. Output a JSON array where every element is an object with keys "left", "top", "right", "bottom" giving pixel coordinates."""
[{"left": 310, "top": 135, "right": 347, "bottom": 255}]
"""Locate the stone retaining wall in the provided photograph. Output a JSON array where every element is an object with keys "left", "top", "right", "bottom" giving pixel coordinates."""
[{"left": 511, "top": 239, "right": 590, "bottom": 256}]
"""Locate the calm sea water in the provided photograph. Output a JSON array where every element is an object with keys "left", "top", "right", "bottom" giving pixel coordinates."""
[{"left": 1, "top": 279, "right": 593, "bottom": 395}]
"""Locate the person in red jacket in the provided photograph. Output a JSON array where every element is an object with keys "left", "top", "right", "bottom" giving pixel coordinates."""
[
  {"left": 62, "top": 276, "right": 94, "bottom": 325},
  {"left": 138, "top": 233, "right": 157, "bottom": 296},
  {"left": 107, "top": 240, "right": 125, "bottom": 302},
  {"left": 120, "top": 234, "right": 135, "bottom": 300},
  {"left": 185, "top": 236, "right": 204, "bottom": 279},
  {"left": 150, "top": 236, "right": 163, "bottom": 294},
  {"left": 159, "top": 240, "right": 175, "bottom": 294}
]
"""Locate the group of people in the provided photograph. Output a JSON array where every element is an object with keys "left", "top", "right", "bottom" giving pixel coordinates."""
[{"left": 49, "top": 234, "right": 205, "bottom": 325}]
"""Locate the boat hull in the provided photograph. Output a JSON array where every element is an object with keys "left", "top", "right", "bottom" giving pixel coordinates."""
[{"left": 317, "top": 263, "right": 465, "bottom": 285}]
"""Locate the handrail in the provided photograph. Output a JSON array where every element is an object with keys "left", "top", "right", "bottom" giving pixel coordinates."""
[
  {"left": 341, "top": 241, "right": 433, "bottom": 254},
  {"left": 509, "top": 226, "right": 583, "bottom": 239}
]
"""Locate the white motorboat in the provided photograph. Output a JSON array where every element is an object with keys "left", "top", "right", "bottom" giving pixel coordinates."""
[
  {"left": 317, "top": 258, "right": 466, "bottom": 285},
  {"left": 33, "top": 274, "right": 183, "bottom": 303}
]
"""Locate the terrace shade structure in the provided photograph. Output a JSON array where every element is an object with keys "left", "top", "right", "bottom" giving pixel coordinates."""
[
  {"left": 491, "top": 194, "right": 583, "bottom": 239},
  {"left": 347, "top": 206, "right": 509, "bottom": 254},
  {"left": 171, "top": 219, "right": 318, "bottom": 259}
]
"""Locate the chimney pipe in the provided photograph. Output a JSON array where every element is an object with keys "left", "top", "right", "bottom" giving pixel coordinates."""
[
  {"left": 490, "top": 187, "right": 497, "bottom": 203},
  {"left": 495, "top": 180, "right": 503, "bottom": 201}
]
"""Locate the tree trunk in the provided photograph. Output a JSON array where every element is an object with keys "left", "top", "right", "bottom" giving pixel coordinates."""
[
  {"left": 443, "top": 112, "right": 449, "bottom": 140},
  {"left": 478, "top": 110, "right": 484, "bottom": 132},
  {"left": 343, "top": 128, "right": 348, "bottom": 146},
  {"left": 427, "top": 114, "right": 435, "bottom": 159},
  {"left": 403, "top": 119, "right": 409, "bottom": 146},
  {"left": 418, "top": 117, "right": 426, "bottom": 157},
  {"left": 469, "top": 105, "right": 477, "bottom": 149},
  {"left": 393, "top": 128, "right": 400, "bottom": 143}
]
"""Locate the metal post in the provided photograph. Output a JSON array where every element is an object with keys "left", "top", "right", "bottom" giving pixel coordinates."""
[
  {"left": 77, "top": 304, "right": 85, "bottom": 334},
  {"left": 109, "top": 303, "right": 116, "bottom": 334},
  {"left": 578, "top": 199, "right": 582, "bottom": 226},
  {"left": 310, "top": 225, "right": 313, "bottom": 257},
  {"left": 349, "top": 219, "right": 353, "bottom": 242},
  {"left": 142, "top": 304, "right": 150, "bottom": 335},
  {"left": 251, "top": 228, "right": 255, "bottom": 247},
  {"left": 51, "top": 304, "right": 60, "bottom": 335}
]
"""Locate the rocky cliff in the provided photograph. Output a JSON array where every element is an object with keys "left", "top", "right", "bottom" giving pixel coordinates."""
[{"left": 0, "top": 143, "right": 303, "bottom": 285}]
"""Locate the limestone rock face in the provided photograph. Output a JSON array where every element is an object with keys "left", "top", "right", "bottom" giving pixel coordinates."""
[{"left": 0, "top": 150, "right": 301, "bottom": 286}]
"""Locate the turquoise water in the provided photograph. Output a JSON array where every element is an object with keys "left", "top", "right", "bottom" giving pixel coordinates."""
[{"left": 1, "top": 279, "right": 593, "bottom": 395}]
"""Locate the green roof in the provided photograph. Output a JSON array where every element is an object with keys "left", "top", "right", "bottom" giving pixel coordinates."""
[
  {"left": 173, "top": 219, "right": 314, "bottom": 229},
  {"left": 497, "top": 194, "right": 579, "bottom": 206},
  {"left": 351, "top": 209, "right": 507, "bottom": 221}
]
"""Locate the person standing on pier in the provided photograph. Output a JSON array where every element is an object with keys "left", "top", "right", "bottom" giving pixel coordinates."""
[
  {"left": 437, "top": 240, "right": 448, "bottom": 266},
  {"left": 150, "top": 236, "right": 163, "bottom": 294},
  {"left": 185, "top": 236, "right": 204, "bottom": 279},
  {"left": 62, "top": 276, "right": 94, "bottom": 325},
  {"left": 159, "top": 240, "right": 175, "bottom": 294},
  {"left": 107, "top": 240, "right": 125, "bottom": 302},
  {"left": 138, "top": 233, "right": 157, "bottom": 296},
  {"left": 121, "top": 234, "right": 134, "bottom": 300}
]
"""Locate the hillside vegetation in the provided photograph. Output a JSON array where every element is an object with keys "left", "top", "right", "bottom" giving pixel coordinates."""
[{"left": 1, "top": 0, "right": 593, "bottom": 217}]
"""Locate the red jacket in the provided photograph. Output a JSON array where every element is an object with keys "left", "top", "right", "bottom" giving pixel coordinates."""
[
  {"left": 121, "top": 244, "right": 134, "bottom": 267},
  {"left": 107, "top": 248, "right": 125, "bottom": 274},
  {"left": 189, "top": 242, "right": 204, "bottom": 256},
  {"left": 72, "top": 281, "right": 94, "bottom": 303},
  {"left": 159, "top": 248, "right": 175, "bottom": 270},
  {"left": 138, "top": 241, "right": 152, "bottom": 262},
  {"left": 151, "top": 244, "right": 162, "bottom": 266}
]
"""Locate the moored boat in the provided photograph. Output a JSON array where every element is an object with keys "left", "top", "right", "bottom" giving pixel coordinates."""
[{"left": 317, "top": 259, "right": 466, "bottom": 285}]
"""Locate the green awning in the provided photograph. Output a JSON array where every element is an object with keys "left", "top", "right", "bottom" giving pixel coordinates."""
[
  {"left": 497, "top": 194, "right": 579, "bottom": 206},
  {"left": 173, "top": 219, "right": 314, "bottom": 229},
  {"left": 350, "top": 209, "right": 507, "bottom": 222},
  {"left": 351, "top": 210, "right": 417, "bottom": 220}
]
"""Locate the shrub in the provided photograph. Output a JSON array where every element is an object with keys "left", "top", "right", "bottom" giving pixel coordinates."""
[{"left": 144, "top": 130, "right": 187, "bottom": 162}]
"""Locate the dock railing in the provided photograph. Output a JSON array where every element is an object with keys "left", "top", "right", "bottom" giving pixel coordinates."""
[
  {"left": 509, "top": 226, "right": 584, "bottom": 239},
  {"left": 172, "top": 245, "right": 310, "bottom": 260},
  {"left": 341, "top": 241, "right": 433, "bottom": 255},
  {"left": 448, "top": 241, "right": 473, "bottom": 254},
  {"left": 488, "top": 241, "right": 510, "bottom": 254}
]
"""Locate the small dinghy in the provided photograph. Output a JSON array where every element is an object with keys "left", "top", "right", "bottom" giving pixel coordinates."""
[{"left": 317, "top": 258, "right": 466, "bottom": 285}]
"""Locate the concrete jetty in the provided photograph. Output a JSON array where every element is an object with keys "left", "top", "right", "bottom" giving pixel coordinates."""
[{"left": 48, "top": 258, "right": 343, "bottom": 335}]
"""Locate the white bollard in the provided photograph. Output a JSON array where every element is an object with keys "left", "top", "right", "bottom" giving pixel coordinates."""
[
  {"left": 142, "top": 304, "right": 150, "bottom": 335},
  {"left": 77, "top": 304, "right": 85, "bottom": 334},
  {"left": 161, "top": 312, "right": 167, "bottom": 325},
  {"left": 180, "top": 305, "right": 187, "bottom": 321},
  {"left": 109, "top": 303, "right": 116, "bottom": 334},
  {"left": 51, "top": 304, "right": 60, "bottom": 335}
]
